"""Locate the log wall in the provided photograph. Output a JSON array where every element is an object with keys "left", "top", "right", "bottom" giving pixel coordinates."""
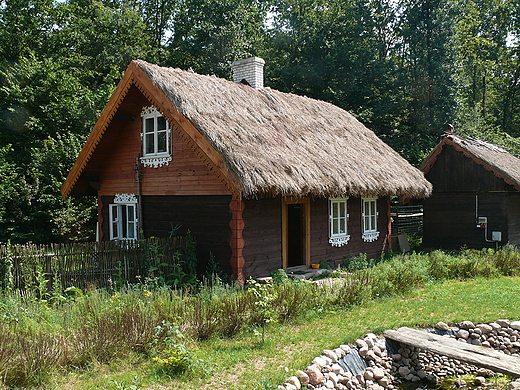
[
  {"left": 309, "top": 197, "right": 389, "bottom": 268},
  {"left": 102, "top": 195, "right": 233, "bottom": 275},
  {"left": 423, "top": 192, "right": 508, "bottom": 249}
]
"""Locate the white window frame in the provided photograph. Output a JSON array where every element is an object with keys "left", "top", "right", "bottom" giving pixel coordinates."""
[
  {"left": 140, "top": 106, "right": 172, "bottom": 168},
  {"left": 329, "top": 197, "right": 350, "bottom": 247},
  {"left": 362, "top": 197, "right": 380, "bottom": 242},
  {"left": 109, "top": 193, "right": 138, "bottom": 240}
]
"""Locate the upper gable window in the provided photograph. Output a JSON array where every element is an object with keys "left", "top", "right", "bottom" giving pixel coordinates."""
[
  {"left": 362, "top": 197, "right": 380, "bottom": 242},
  {"left": 329, "top": 197, "right": 350, "bottom": 247},
  {"left": 140, "top": 106, "right": 172, "bottom": 168}
]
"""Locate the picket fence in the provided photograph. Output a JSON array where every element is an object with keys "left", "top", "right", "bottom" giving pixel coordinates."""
[{"left": 0, "top": 237, "right": 188, "bottom": 293}]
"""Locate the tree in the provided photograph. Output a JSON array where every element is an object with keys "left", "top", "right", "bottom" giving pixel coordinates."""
[{"left": 165, "top": 0, "right": 271, "bottom": 78}]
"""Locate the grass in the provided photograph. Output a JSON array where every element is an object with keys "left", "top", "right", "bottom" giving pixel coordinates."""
[
  {"left": 3, "top": 247, "right": 520, "bottom": 389},
  {"left": 41, "top": 276, "right": 520, "bottom": 390}
]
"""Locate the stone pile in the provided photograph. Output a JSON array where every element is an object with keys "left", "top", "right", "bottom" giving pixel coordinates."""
[{"left": 278, "top": 319, "right": 520, "bottom": 390}]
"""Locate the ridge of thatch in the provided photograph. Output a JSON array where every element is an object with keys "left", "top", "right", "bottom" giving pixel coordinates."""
[
  {"left": 135, "top": 60, "right": 431, "bottom": 198},
  {"left": 421, "top": 134, "right": 520, "bottom": 191}
]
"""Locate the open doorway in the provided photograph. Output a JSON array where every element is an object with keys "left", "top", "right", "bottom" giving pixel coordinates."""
[{"left": 282, "top": 198, "right": 310, "bottom": 268}]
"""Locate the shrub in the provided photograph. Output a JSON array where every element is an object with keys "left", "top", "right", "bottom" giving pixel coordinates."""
[
  {"left": 330, "top": 269, "right": 373, "bottom": 308},
  {"left": 492, "top": 246, "right": 520, "bottom": 276},
  {"left": 5, "top": 328, "right": 64, "bottom": 388},
  {"left": 68, "top": 303, "right": 157, "bottom": 366},
  {"left": 217, "top": 292, "right": 253, "bottom": 337},
  {"left": 152, "top": 321, "right": 209, "bottom": 378},
  {"left": 272, "top": 281, "right": 316, "bottom": 321},
  {"left": 372, "top": 256, "right": 427, "bottom": 296},
  {"left": 184, "top": 297, "right": 222, "bottom": 340}
]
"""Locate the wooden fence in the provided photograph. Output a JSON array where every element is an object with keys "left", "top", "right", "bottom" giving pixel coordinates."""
[{"left": 0, "top": 237, "right": 189, "bottom": 293}]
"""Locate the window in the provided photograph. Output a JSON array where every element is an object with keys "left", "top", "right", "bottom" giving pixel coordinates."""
[
  {"left": 362, "top": 197, "right": 379, "bottom": 242},
  {"left": 109, "top": 194, "right": 138, "bottom": 240},
  {"left": 329, "top": 198, "right": 350, "bottom": 247},
  {"left": 140, "top": 106, "right": 172, "bottom": 168}
]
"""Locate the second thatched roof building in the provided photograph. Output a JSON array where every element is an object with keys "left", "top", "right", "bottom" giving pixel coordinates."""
[{"left": 62, "top": 58, "right": 431, "bottom": 281}]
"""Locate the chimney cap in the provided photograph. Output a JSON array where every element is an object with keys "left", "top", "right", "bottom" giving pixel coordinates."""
[{"left": 232, "top": 57, "right": 265, "bottom": 67}]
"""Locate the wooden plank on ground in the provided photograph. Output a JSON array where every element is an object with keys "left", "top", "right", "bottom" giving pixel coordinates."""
[{"left": 384, "top": 327, "right": 520, "bottom": 377}]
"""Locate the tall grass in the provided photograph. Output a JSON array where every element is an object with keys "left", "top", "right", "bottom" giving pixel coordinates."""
[{"left": 1, "top": 247, "right": 520, "bottom": 388}]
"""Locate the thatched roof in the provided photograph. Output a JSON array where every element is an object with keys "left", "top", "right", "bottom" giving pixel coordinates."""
[
  {"left": 136, "top": 60, "right": 430, "bottom": 198},
  {"left": 62, "top": 60, "right": 432, "bottom": 199},
  {"left": 421, "top": 134, "right": 520, "bottom": 191}
]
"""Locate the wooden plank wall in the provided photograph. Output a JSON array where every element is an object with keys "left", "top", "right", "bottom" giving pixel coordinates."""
[
  {"left": 425, "top": 145, "right": 516, "bottom": 193},
  {"left": 102, "top": 195, "right": 233, "bottom": 275},
  {"left": 423, "top": 192, "right": 508, "bottom": 249},
  {"left": 309, "top": 197, "right": 389, "bottom": 268},
  {"left": 241, "top": 196, "right": 390, "bottom": 278},
  {"left": 93, "top": 87, "right": 231, "bottom": 197},
  {"left": 507, "top": 193, "right": 520, "bottom": 246},
  {"left": 242, "top": 198, "right": 283, "bottom": 279}
]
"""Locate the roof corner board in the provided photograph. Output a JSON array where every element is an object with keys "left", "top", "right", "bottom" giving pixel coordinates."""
[
  {"left": 130, "top": 62, "right": 242, "bottom": 195},
  {"left": 60, "top": 62, "right": 137, "bottom": 200}
]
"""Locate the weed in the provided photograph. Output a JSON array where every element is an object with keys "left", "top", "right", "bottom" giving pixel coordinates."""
[
  {"left": 247, "top": 279, "right": 278, "bottom": 343},
  {"left": 270, "top": 269, "right": 289, "bottom": 284},
  {"left": 152, "top": 321, "right": 209, "bottom": 377}
]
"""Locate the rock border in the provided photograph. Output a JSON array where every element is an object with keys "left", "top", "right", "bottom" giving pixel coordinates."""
[{"left": 279, "top": 319, "right": 520, "bottom": 390}]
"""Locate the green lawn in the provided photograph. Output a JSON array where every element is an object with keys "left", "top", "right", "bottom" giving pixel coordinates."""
[{"left": 45, "top": 276, "right": 520, "bottom": 390}]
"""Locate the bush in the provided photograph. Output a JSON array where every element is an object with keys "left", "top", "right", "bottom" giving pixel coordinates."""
[
  {"left": 492, "top": 246, "right": 520, "bottom": 276},
  {"left": 372, "top": 256, "right": 427, "bottom": 296},
  {"left": 4, "top": 328, "right": 63, "bottom": 388},
  {"left": 330, "top": 269, "right": 373, "bottom": 308},
  {"left": 272, "top": 281, "right": 316, "bottom": 321}
]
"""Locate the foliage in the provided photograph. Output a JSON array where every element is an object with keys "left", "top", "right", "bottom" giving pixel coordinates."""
[
  {"left": 0, "top": 248, "right": 519, "bottom": 387},
  {"left": 247, "top": 278, "right": 278, "bottom": 343},
  {"left": 270, "top": 268, "right": 289, "bottom": 284},
  {"left": 152, "top": 321, "right": 209, "bottom": 377}
]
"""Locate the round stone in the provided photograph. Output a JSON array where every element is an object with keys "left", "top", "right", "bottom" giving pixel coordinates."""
[
  {"left": 460, "top": 321, "right": 475, "bottom": 329},
  {"left": 435, "top": 322, "right": 450, "bottom": 331},
  {"left": 373, "top": 367, "right": 385, "bottom": 380},
  {"left": 474, "top": 376, "right": 486, "bottom": 386}
]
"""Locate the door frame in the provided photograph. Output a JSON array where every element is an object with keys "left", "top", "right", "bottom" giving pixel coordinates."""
[{"left": 282, "top": 197, "right": 310, "bottom": 268}]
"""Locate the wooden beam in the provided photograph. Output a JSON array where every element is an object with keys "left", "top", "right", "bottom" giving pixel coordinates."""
[{"left": 384, "top": 327, "right": 520, "bottom": 377}]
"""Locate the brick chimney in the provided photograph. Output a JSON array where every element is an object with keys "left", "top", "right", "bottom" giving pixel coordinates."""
[{"left": 232, "top": 57, "right": 265, "bottom": 89}]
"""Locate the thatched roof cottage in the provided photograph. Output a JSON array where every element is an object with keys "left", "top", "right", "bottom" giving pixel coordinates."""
[
  {"left": 62, "top": 58, "right": 431, "bottom": 281},
  {"left": 421, "top": 134, "right": 520, "bottom": 249}
]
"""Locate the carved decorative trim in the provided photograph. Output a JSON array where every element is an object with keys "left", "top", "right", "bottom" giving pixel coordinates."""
[
  {"left": 140, "top": 105, "right": 160, "bottom": 117},
  {"left": 329, "top": 235, "right": 350, "bottom": 247},
  {"left": 141, "top": 156, "right": 172, "bottom": 168},
  {"left": 362, "top": 231, "right": 380, "bottom": 242},
  {"left": 114, "top": 193, "right": 137, "bottom": 204}
]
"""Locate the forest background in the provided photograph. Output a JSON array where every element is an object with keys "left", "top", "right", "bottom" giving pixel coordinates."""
[{"left": 1, "top": 0, "right": 519, "bottom": 244}]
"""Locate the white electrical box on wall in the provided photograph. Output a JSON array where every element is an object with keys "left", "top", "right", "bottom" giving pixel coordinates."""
[
  {"left": 477, "top": 216, "right": 487, "bottom": 228},
  {"left": 492, "top": 231, "right": 502, "bottom": 242}
]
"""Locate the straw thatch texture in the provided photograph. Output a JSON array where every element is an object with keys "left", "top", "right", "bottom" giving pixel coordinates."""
[
  {"left": 136, "top": 60, "right": 431, "bottom": 198},
  {"left": 423, "top": 135, "right": 520, "bottom": 190}
]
